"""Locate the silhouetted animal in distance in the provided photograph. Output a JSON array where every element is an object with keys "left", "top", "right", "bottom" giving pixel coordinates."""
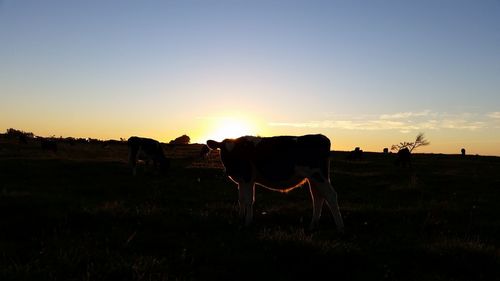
[
  {"left": 127, "top": 136, "right": 170, "bottom": 176},
  {"left": 206, "top": 134, "right": 344, "bottom": 232},
  {"left": 395, "top": 147, "right": 411, "bottom": 167},
  {"left": 347, "top": 147, "right": 363, "bottom": 160}
]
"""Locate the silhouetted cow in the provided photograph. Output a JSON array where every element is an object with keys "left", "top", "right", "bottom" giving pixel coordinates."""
[
  {"left": 127, "top": 136, "right": 170, "bottom": 176},
  {"left": 207, "top": 134, "right": 344, "bottom": 232},
  {"left": 40, "top": 139, "right": 58, "bottom": 153},
  {"left": 347, "top": 147, "right": 363, "bottom": 160},
  {"left": 200, "top": 144, "right": 210, "bottom": 158},
  {"left": 395, "top": 147, "right": 411, "bottom": 167}
]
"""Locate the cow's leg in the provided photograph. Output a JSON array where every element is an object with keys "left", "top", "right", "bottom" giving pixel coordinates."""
[
  {"left": 309, "top": 177, "right": 344, "bottom": 233},
  {"left": 238, "top": 182, "right": 255, "bottom": 227},
  {"left": 152, "top": 158, "right": 159, "bottom": 173},
  {"left": 308, "top": 180, "right": 325, "bottom": 230},
  {"left": 128, "top": 148, "right": 138, "bottom": 176}
]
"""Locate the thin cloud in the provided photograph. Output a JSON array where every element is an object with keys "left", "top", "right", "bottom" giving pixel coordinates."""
[
  {"left": 379, "top": 110, "right": 433, "bottom": 120},
  {"left": 269, "top": 111, "right": 488, "bottom": 132},
  {"left": 487, "top": 112, "right": 500, "bottom": 119}
]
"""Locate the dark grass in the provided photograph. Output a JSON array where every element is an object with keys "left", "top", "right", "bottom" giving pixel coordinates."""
[{"left": 1, "top": 141, "right": 500, "bottom": 280}]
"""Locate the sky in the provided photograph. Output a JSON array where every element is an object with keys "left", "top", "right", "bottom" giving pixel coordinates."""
[{"left": 1, "top": 0, "right": 499, "bottom": 155}]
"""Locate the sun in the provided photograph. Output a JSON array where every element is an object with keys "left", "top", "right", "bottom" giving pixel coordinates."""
[{"left": 202, "top": 116, "right": 257, "bottom": 142}]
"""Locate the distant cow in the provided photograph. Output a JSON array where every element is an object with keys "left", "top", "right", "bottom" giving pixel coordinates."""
[
  {"left": 40, "top": 139, "right": 58, "bottom": 153},
  {"left": 127, "top": 136, "right": 170, "bottom": 176},
  {"left": 207, "top": 134, "right": 344, "bottom": 232},
  {"left": 395, "top": 147, "right": 411, "bottom": 167},
  {"left": 347, "top": 147, "right": 363, "bottom": 160}
]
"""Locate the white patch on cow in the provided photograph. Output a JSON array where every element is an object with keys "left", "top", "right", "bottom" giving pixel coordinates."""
[{"left": 225, "top": 142, "right": 236, "bottom": 152}]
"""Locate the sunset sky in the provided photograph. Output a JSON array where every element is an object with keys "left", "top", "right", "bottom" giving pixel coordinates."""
[{"left": 1, "top": 1, "right": 499, "bottom": 155}]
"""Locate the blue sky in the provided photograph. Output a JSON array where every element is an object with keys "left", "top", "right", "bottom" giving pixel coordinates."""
[{"left": 1, "top": 0, "right": 499, "bottom": 155}]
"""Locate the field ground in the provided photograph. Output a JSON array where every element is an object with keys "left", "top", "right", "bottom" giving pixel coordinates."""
[{"left": 1, "top": 137, "right": 500, "bottom": 280}]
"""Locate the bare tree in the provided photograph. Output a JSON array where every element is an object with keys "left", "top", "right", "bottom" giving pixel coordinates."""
[{"left": 391, "top": 132, "right": 430, "bottom": 153}]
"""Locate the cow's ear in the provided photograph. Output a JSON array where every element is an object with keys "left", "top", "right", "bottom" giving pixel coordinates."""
[{"left": 207, "top": 140, "right": 221, "bottom": 150}]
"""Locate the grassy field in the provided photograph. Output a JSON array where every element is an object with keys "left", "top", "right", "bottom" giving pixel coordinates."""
[{"left": 1, "top": 137, "right": 500, "bottom": 281}]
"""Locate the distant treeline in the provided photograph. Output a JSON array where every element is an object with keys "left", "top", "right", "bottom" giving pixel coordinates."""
[
  {"left": 2, "top": 128, "right": 126, "bottom": 146},
  {"left": 3, "top": 128, "right": 192, "bottom": 146}
]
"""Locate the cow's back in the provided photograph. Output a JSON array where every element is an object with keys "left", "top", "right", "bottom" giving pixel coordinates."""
[
  {"left": 295, "top": 134, "right": 331, "bottom": 167},
  {"left": 254, "top": 134, "right": 330, "bottom": 182},
  {"left": 128, "top": 137, "right": 161, "bottom": 154}
]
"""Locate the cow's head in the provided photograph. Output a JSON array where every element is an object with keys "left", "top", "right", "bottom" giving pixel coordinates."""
[
  {"left": 207, "top": 137, "right": 258, "bottom": 156},
  {"left": 207, "top": 139, "right": 240, "bottom": 164},
  {"left": 207, "top": 138, "right": 258, "bottom": 181},
  {"left": 207, "top": 139, "right": 235, "bottom": 152}
]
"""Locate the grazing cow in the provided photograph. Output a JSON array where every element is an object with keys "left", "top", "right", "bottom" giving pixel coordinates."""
[
  {"left": 40, "top": 139, "right": 58, "bottom": 153},
  {"left": 127, "top": 136, "right": 170, "bottom": 176},
  {"left": 207, "top": 134, "right": 344, "bottom": 232},
  {"left": 395, "top": 147, "right": 411, "bottom": 167},
  {"left": 200, "top": 144, "right": 210, "bottom": 158}
]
